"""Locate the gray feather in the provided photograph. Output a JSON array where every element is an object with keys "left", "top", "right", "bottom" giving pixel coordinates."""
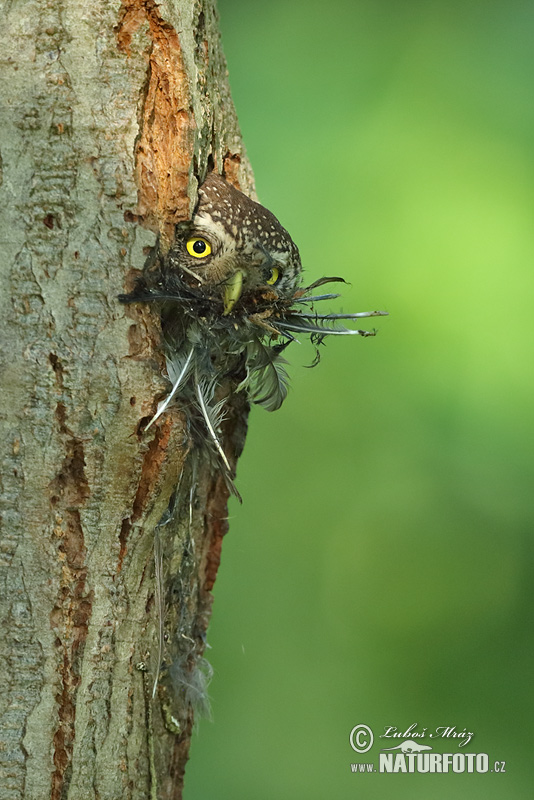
[
  {"left": 195, "top": 378, "right": 230, "bottom": 472},
  {"left": 242, "top": 339, "right": 290, "bottom": 412},
  {"left": 296, "top": 310, "right": 388, "bottom": 320},
  {"left": 274, "top": 317, "right": 377, "bottom": 337},
  {"left": 146, "top": 345, "right": 195, "bottom": 431},
  {"left": 293, "top": 293, "right": 341, "bottom": 303}
]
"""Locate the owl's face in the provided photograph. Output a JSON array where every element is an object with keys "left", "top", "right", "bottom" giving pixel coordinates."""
[{"left": 168, "top": 173, "right": 302, "bottom": 314}]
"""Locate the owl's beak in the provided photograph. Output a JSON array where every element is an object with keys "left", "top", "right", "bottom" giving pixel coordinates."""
[{"left": 222, "top": 269, "right": 245, "bottom": 315}]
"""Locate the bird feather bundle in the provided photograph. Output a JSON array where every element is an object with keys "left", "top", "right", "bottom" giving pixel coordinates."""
[
  {"left": 119, "top": 172, "right": 387, "bottom": 720},
  {"left": 119, "top": 173, "right": 387, "bottom": 488},
  {"left": 238, "top": 338, "right": 290, "bottom": 412}
]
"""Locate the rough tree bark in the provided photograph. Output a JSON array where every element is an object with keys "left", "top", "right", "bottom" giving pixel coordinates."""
[{"left": 0, "top": 1, "right": 254, "bottom": 798}]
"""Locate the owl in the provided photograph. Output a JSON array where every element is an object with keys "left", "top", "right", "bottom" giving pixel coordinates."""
[{"left": 120, "top": 172, "right": 386, "bottom": 493}]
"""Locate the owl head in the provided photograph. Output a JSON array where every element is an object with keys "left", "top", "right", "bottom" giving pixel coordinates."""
[
  {"left": 119, "top": 173, "right": 385, "bottom": 344},
  {"left": 166, "top": 173, "right": 302, "bottom": 314}
]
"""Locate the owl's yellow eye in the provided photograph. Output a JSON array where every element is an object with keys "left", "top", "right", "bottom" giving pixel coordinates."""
[
  {"left": 186, "top": 237, "right": 212, "bottom": 258},
  {"left": 266, "top": 267, "right": 280, "bottom": 285}
]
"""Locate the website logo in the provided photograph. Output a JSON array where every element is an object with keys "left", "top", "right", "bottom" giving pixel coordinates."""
[{"left": 348, "top": 723, "right": 506, "bottom": 776}]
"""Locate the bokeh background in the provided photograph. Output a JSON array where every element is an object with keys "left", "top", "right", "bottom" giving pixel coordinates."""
[{"left": 186, "top": 2, "right": 534, "bottom": 797}]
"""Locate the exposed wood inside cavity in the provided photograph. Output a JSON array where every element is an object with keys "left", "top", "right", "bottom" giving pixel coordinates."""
[{"left": 117, "top": 0, "right": 195, "bottom": 239}]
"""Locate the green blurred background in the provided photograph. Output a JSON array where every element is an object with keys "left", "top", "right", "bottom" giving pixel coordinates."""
[{"left": 186, "top": 1, "right": 534, "bottom": 797}]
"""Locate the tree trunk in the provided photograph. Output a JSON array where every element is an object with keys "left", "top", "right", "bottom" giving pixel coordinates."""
[{"left": 0, "top": 1, "right": 253, "bottom": 797}]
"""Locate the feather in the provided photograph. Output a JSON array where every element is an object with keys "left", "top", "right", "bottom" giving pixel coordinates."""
[
  {"left": 169, "top": 655, "right": 213, "bottom": 720},
  {"left": 192, "top": 380, "right": 242, "bottom": 501},
  {"left": 145, "top": 346, "right": 195, "bottom": 431},
  {"left": 195, "top": 378, "right": 231, "bottom": 473},
  {"left": 297, "top": 276, "right": 348, "bottom": 294},
  {"left": 292, "top": 293, "right": 342, "bottom": 303},
  {"left": 274, "top": 317, "right": 377, "bottom": 337},
  {"left": 242, "top": 339, "right": 291, "bottom": 412},
  {"left": 296, "top": 310, "right": 388, "bottom": 320}
]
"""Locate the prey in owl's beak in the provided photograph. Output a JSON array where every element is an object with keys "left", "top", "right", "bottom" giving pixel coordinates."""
[
  {"left": 222, "top": 246, "right": 283, "bottom": 316},
  {"left": 222, "top": 269, "right": 245, "bottom": 315}
]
